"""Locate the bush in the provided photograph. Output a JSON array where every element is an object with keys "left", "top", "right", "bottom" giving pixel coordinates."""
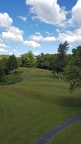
[{"left": 0, "top": 71, "right": 23, "bottom": 85}]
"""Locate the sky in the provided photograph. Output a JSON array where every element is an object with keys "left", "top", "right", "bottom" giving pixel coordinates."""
[{"left": 0, "top": 0, "right": 81, "bottom": 56}]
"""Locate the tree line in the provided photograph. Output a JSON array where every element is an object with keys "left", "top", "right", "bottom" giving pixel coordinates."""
[{"left": 0, "top": 41, "right": 81, "bottom": 91}]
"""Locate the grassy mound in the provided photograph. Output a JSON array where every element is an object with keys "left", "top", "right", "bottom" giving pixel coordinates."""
[{"left": 0, "top": 68, "right": 81, "bottom": 144}]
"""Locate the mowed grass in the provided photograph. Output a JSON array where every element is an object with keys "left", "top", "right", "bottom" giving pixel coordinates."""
[
  {"left": 48, "top": 121, "right": 81, "bottom": 144},
  {"left": 0, "top": 67, "right": 81, "bottom": 144}
]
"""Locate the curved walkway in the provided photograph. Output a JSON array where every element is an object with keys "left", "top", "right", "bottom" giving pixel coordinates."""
[{"left": 35, "top": 114, "right": 81, "bottom": 144}]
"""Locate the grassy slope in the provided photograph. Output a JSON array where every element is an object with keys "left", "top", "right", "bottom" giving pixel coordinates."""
[
  {"left": 0, "top": 67, "right": 81, "bottom": 144},
  {"left": 48, "top": 121, "right": 81, "bottom": 144}
]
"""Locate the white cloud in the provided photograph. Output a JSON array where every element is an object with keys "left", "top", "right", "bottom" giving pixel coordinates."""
[
  {"left": 25, "top": 0, "right": 67, "bottom": 25},
  {"left": 13, "top": 49, "right": 17, "bottom": 52},
  {"left": 2, "top": 31, "right": 23, "bottom": 42},
  {"left": 58, "top": 28, "right": 81, "bottom": 44},
  {"left": 45, "top": 31, "right": 53, "bottom": 36},
  {"left": 18, "top": 16, "right": 27, "bottom": 21},
  {"left": 0, "top": 13, "right": 24, "bottom": 43},
  {"left": 35, "top": 32, "right": 41, "bottom": 35},
  {"left": 13, "top": 49, "right": 20, "bottom": 55},
  {"left": 33, "top": 51, "right": 40, "bottom": 56},
  {"left": 68, "top": 0, "right": 81, "bottom": 27},
  {"left": 30, "top": 33, "right": 56, "bottom": 42},
  {"left": 8, "top": 26, "right": 24, "bottom": 35},
  {"left": 9, "top": 52, "right": 13, "bottom": 55},
  {"left": 0, "top": 48, "right": 8, "bottom": 52},
  {"left": 0, "top": 43, "right": 9, "bottom": 48},
  {"left": 2, "top": 26, "right": 24, "bottom": 42},
  {"left": 56, "top": 29, "right": 60, "bottom": 33},
  {"left": 0, "top": 13, "right": 13, "bottom": 28},
  {"left": 0, "top": 39, "right": 3, "bottom": 42},
  {"left": 23, "top": 40, "right": 40, "bottom": 48}
]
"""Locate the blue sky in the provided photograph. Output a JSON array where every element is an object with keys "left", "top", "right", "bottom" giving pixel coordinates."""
[{"left": 0, "top": 0, "right": 81, "bottom": 56}]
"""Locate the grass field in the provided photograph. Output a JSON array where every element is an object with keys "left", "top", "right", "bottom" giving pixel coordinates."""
[{"left": 0, "top": 67, "right": 81, "bottom": 144}]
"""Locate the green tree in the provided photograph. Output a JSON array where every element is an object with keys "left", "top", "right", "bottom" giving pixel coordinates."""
[
  {"left": 64, "top": 46, "right": 81, "bottom": 92},
  {"left": 0, "top": 62, "right": 5, "bottom": 82},
  {"left": 0, "top": 63, "right": 5, "bottom": 77},
  {"left": 17, "top": 57, "right": 22, "bottom": 67},
  {"left": 1, "top": 55, "right": 9, "bottom": 74},
  {"left": 7, "top": 54, "right": 18, "bottom": 72},
  {"left": 21, "top": 51, "right": 36, "bottom": 67},
  {"left": 36, "top": 53, "right": 44, "bottom": 68},
  {"left": 36, "top": 53, "right": 55, "bottom": 70},
  {"left": 52, "top": 41, "right": 69, "bottom": 80}
]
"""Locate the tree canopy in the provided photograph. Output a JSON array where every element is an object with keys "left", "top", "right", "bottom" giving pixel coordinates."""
[
  {"left": 52, "top": 41, "right": 69, "bottom": 79},
  {"left": 64, "top": 46, "right": 81, "bottom": 92},
  {"left": 7, "top": 54, "right": 18, "bottom": 71},
  {"left": 20, "top": 51, "right": 36, "bottom": 67}
]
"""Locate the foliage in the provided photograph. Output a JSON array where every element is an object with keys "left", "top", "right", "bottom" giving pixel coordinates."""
[
  {"left": 1, "top": 56, "right": 9, "bottom": 74},
  {"left": 52, "top": 41, "right": 69, "bottom": 79},
  {"left": 36, "top": 53, "right": 56, "bottom": 70},
  {"left": 0, "top": 64, "right": 5, "bottom": 77},
  {"left": 0, "top": 61, "right": 5, "bottom": 82},
  {"left": 58, "top": 41, "right": 69, "bottom": 54},
  {"left": 0, "top": 55, "right": 9, "bottom": 76},
  {"left": 64, "top": 46, "right": 81, "bottom": 92},
  {"left": 36, "top": 53, "right": 47, "bottom": 69},
  {"left": 17, "top": 57, "right": 22, "bottom": 67},
  {"left": 7, "top": 54, "right": 18, "bottom": 72},
  {"left": 0, "top": 70, "right": 23, "bottom": 85},
  {"left": 0, "top": 64, "right": 5, "bottom": 82},
  {"left": 0, "top": 55, "right": 22, "bottom": 85},
  {"left": 20, "top": 51, "right": 36, "bottom": 67}
]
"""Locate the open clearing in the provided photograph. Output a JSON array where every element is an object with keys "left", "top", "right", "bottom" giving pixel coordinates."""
[{"left": 0, "top": 68, "right": 81, "bottom": 144}]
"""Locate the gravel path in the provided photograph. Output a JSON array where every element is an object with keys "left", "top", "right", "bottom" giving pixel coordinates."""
[
  {"left": 35, "top": 114, "right": 81, "bottom": 144},
  {"left": 24, "top": 70, "right": 30, "bottom": 81}
]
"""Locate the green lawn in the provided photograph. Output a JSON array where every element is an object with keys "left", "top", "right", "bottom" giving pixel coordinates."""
[
  {"left": 48, "top": 121, "right": 81, "bottom": 144},
  {"left": 0, "top": 67, "right": 81, "bottom": 144}
]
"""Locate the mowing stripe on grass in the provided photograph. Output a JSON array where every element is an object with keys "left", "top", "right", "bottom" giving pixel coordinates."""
[{"left": 35, "top": 114, "right": 81, "bottom": 144}]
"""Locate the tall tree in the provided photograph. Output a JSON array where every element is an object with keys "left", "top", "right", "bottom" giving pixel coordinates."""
[
  {"left": 52, "top": 41, "right": 69, "bottom": 79},
  {"left": 1, "top": 55, "right": 9, "bottom": 74},
  {"left": 7, "top": 54, "right": 18, "bottom": 72},
  {"left": 36, "top": 53, "right": 44, "bottom": 69}
]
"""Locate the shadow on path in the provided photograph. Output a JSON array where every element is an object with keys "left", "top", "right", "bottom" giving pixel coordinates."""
[{"left": 35, "top": 114, "right": 81, "bottom": 144}]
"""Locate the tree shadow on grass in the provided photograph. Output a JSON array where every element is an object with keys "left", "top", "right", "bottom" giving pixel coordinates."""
[{"left": 56, "top": 96, "right": 81, "bottom": 107}]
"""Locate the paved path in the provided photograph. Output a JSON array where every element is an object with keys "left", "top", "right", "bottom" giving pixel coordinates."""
[
  {"left": 24, "top": 70, "right": 30, "bottom": 81},
  {"left": 35, "top": 114, "right": 81, "bottom": 144}
]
